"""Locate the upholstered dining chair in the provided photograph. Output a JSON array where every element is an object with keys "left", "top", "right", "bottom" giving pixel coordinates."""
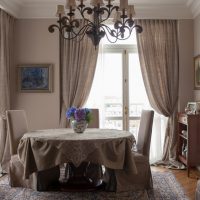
[
  {"left": 132, "top": 109, "right": 154, "bottom": 189},
  {"left": 87, "top": 109, "right": 99, "bottom": 128},
  {"left": 136, "top": 110, "right": 154, "bottom": 158},
  {"left": 102, "top": 110, "right": 154, "bottom": 191},
  {"left": 86, "top": 109, "right": 103, "bottom": 185},
  {"left": 7, "top": 110, "right": 60, "bottom": 191}
]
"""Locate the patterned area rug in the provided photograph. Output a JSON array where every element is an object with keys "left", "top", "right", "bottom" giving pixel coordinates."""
[{"left": 0, "top": 171, "right": 189, "bottom": 200}]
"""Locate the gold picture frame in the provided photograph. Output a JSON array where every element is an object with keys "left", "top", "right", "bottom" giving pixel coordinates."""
[
  {"left": 194, "top": 55, "right": 200, "bottom": 90},
  {"left": 18, "top": 64, "right": 53, "bottom": 93}
]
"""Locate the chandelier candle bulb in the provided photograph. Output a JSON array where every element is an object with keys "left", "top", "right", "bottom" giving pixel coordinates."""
[
  {"left": 90, "top": 0, "right": 97, "bottom": 6},
  {"left": 66, "top": 0, "right": 77, "bottom": 9},
  {"left": 128, "top": 5, "right": 135, "bottom": 18},
  {"left": 120, "top": 0, "right": 128, "bottom": 10},
  {"left": 90, "top": 0, "right": 104, "bottom": 6},
  {"left": 77, "top": 0, "right": 86, "bottom": 6},
  {"left": 113, "top": 11, "right": 122, "bottom": 23},
  {"left": 56, "top": 5, "right": 65, "bottom": 16}
]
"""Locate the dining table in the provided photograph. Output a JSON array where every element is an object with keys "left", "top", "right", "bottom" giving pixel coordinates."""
[{"left": 17, "top": 128, "right": 138, "bottom": 192}]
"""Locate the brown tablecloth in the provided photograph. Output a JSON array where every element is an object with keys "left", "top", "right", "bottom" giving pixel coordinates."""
[{"left": 18, "top": 128, "right": 137, "bottom": 191}]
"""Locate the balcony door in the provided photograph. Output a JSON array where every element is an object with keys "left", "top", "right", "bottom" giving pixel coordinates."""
[{"left": 86, "top": 44, "right": 149, "bottom": 137}]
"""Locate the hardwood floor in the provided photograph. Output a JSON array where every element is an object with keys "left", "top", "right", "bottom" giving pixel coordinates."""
[{"left": 151, "top": 166, "right": 199, "bottom": 200}]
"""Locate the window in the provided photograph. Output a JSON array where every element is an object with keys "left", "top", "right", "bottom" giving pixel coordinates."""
[{"left": 86, "top": 32, "right": 149, "bottom": 138}]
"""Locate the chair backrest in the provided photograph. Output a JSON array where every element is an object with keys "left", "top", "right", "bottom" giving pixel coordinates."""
[
  {"left": 6, "top": 110, "right": 29, "bottom": 155},
  {"left": 136, "top": 110, "right": 154, "bottom": 158},
  {"left": 87, "top": 109, "right": 99, "bottom": 128}
]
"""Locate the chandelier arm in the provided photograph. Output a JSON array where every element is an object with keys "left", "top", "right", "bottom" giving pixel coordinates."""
[
  {"left": 100, "top": 24, "right": 117, "bottom": 38},
  {"left": 134, "top": 25, "right": 143, "bottom": 33},
  {"left": 100, "top": 6, "right": 119, "bottom": 24},
  {"left": 123, "top": 18, "right": 143, "bottom": 32},
  {"left": 100, "top": 25, "right": 118, "bottom": 43},
  {"left": 60, "top": 16, "right": 71, "bottom": 26},
  {"left": 117, "top": 31, "right": 133, "bottom": 40},
  {"left": 101, "top": 23, "right": 135, "bottom": 41},
  {"left": 60, "top": 23, "right": 90, "bottom": 40},
  {"left": 71, "top": 23, "right": 91, "bottom": 38},
  {"left": 48, "top": 24, "right": 61, "bottom": 33},
  {"left": 118, "top": 26, "right": 132, "bottom": 39},
  {"left": 98, "top": 7, "right": 110, "bottom": 23},
  {"left": 77, "top": 6, "right": 94, "bottom": 24},
  {"left": 74, "top": 26, "right": 94, "bottom": 43},
  {"left": 62, "top": 25, "right": 93, "bottom": 43}
]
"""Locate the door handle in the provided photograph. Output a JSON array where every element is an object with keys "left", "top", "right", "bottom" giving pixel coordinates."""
[{"left": 124, "top": 106, "right": 128, "bottom": 115}]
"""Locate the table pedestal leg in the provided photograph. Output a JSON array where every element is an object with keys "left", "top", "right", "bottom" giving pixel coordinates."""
[{"left": 60, "top": 162, "right": 104, "bottom": 191}]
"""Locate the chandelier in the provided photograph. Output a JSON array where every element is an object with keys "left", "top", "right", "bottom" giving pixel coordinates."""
[{"left": 48, "top": 0, "right": 142, "bottom": 47}]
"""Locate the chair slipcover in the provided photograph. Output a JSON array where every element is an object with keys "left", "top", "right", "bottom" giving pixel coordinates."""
[
  {"left": 2, "top": 110, "right": 29, "bottom": 171},
  {"left": 133, "top": 110, "right": 154, "bottom": 189},
  {"left": 103, "top": 110, "right": 154, "bottom": 191},
  {"left": 86, "top": 109, "right": 103, "bottom": 185},
  {"left": 9, "top": 155, "right": 60, "bottom": 191},
  {"left": 136, "top": 110, "right": 154, "bottom": 157},
  {"left": 7, "top": 110, "right": 60, "bottom": 191}
]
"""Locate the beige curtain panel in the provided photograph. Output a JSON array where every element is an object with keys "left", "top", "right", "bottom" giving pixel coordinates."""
[
  {"left": 0, "top": 9, "right": 15, "bottom": 172},
  {"left": 136, "top": 20, "right": 179, "bottom": 163},
  {"left": 59, "top": 21, "right": 99, "bottom": 127}
]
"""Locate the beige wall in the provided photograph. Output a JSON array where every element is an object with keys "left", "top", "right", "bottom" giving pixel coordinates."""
[
  {"left": 12, "top": 19, "right": 60, "bottom": 130},
  {"left": 12, "top": 19, "right": 194, "bottom": 129},
  {"left": 178, "top": 19, "right": 194, "bottom": 111},
  {"left": 194, "top": 14, "right": 200, "bottom": 100}
]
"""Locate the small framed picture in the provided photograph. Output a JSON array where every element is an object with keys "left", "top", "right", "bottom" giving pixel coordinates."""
[
  {"left": 18, "top": 64, "right": 53, "bottom": 92},
  {"left": 185, "top": 102, "right": 200, "bottom": 115},
  {"left": 186, "top": 102, "right": 196, "bottom": 114},
  {"left": 194, "top": 55, "right": 200, "bottom": 90}
]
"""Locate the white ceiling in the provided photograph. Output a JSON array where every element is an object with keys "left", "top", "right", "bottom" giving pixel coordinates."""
[{"left": 0, "top": 0, "right": 200, "bottom": 19}]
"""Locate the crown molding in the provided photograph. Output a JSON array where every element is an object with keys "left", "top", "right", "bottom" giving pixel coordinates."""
[
  {"left": 0, "top": 0, "right": 22, "bottom": 18},
  {"left": 135, "top": 4, "right": 192, "bottom": 19},
  {"left": 0, "top": 0, "right": 194, "bottom": 19},
  {"left": 187, "top": 0, "right": 200, "bottom": 18},
  {"left": 16, "top": 3, "right": 193, "bottom": 19}
]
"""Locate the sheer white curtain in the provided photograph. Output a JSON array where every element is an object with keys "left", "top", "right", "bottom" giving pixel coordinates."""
[
  {"left": 150, "top": 114, "right": 167, "bottom": 163},
  {"left": 85, "top": 39, "right": 167, "bottom": 164},
  {"left": 84, "top": 43, "right": 105, "bottom": 127}
]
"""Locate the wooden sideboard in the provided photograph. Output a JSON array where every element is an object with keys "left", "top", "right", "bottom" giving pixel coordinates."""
[{"left": 177, "top": 113, "right": 200, "bottom": 177}]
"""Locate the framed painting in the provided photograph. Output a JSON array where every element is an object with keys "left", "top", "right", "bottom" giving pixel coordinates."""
[
  {"left": 18, "top": 64, "right": 53, "bottom": 92},
  {"left": 194, "top": 55, "right": 200, "bottom": 90}
]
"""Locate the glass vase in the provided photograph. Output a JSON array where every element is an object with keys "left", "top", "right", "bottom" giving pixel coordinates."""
[{"left": 71, "top": 120, "right": 88, "bottom": 133}]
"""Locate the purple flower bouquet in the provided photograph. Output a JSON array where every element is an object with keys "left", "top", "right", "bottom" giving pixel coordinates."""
[{"left": 66, "top": 107, "right": 92, "bottom": 133}]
